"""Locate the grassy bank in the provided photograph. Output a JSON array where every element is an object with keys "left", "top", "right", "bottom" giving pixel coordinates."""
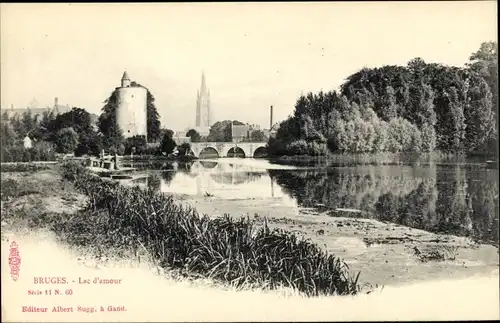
[
  {"left": 0, "top": 163, "right": 53, "bottom": 173},
  {"left": 2, "top": 163, "right": 364, "bottom": 297}
]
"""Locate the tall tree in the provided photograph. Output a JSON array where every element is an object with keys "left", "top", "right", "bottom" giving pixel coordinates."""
[
  {"left": 250, "top": 129, "right": 266, "bottom": 141},
  {"left": 464, "top": 75, "right": 495, "bottom": 150},
  {"left": 31, "top": 110, "right": 55, "bottom": 141},
  {"left": 207, "top": 120, "right": 244, "bottom": 142},
  {"left": 1, "top": 119, "right": 17, "bottom": 147},
  {"left": 21, "top": 110, "right": 36, "bottom": 136},
  {"left": 467, "top": 41, "right": 498, "bottom": 153},
  {"left": 10, "top": 114, "right": 26, "bottom": 139},
  {"left": 380, "top": 85, "right": 399, "bottom": 121},
  {"left": 186, "top": 129, "right": 201, "bottom": 142},
  {"left": 54, "top": 127, "right": 79, "bottom": 154},
  {"left": 49, "top": 107, "right": 101, "bottom": 156},
  {"left": 160, "top": 129, "right": 176, "bottom": 154},
  {"left": 98, "top": 90, "right": 124, "bottom": 150},
  {"left": 446, "top": 87, "right": 467, "bottom": 151},
  {"left": 415, "top": 83, "right": 437, "bottom": 128}
]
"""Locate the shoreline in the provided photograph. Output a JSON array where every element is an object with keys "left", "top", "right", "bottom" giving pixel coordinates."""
[{"left": 174, "top": 193, "right": 499, "bottom": 288}]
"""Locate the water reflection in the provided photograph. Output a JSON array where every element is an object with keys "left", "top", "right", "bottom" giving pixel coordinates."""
[
  {"left": 269, "top": 165, "right": 498, "bottom": 246},
  {"left": 129, "top": 159, "right": 498, "bottom": 246},
  {"left": 135, "top": 160, "right": 294, "bottom": 202}
]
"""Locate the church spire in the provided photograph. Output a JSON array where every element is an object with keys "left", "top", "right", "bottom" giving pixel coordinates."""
[
  {"left": 196, "top": 71, "right": 211, "bottom": 128},
  {"left": 200, "top": 71, "right": 208, "bottom": 94}
]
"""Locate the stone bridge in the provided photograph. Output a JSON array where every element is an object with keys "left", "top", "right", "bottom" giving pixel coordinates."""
[{"left": 189, "top": 142, "right": 267, "bottom": 158}]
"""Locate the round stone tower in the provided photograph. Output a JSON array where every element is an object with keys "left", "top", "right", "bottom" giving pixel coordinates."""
[{"left": 115, "top": 71, "right": 148, "bottom": 140}]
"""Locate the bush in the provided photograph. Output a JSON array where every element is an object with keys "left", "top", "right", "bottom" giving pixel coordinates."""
[
  {"left": 55, "top": 127, "right": 79, "bottom": 154},
  {"left": 287, "top": 140, "right": 309, "bottom": 155},
  {"left": 1, "top": 141, "right": 56, "bottom": 162},
  {"left": 266, "top": 137, "right": 287, "bottom": 157},
  {"left": 124, "top": 135, "right": 148, "bottom": 155},
  {"left": 160, "top": 133, "right": 176, "bottom": 155},
  {"left": 177, "top": 143, "right": 192, "bottom": 156},
  {"left": 386, "top": 118, "right": 419, "bottom": 152},
  {"left": 308, "top": 141, "right": 328, "bottom": 156}
]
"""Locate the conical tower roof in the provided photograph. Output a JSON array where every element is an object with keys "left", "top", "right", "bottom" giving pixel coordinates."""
[{"left": 122, "top": 71, "right": 130, "bottom": 81}]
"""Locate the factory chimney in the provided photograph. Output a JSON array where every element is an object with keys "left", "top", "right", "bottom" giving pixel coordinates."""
[{"left": 270, "top": 105, "right": 273, "bottom": 129}]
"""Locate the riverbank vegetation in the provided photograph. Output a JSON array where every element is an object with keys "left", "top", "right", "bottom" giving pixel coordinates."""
[
  {"left": 0, "top": 163, "right": 53, "bottom": 173},
  {"left": 268, "top": 41, "right": 498, "bottom": 158},
  {"left": 271, "top": 151, "right": 479, "bottom": 167},
  {"left": 62, "top": 162, "right": 363, "bottom": 296},
  {"left": 1, "top": 162, "right": 364, "bottom": 296}
]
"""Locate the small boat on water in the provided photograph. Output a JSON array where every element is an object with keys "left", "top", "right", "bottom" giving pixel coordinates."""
[{"left": 84, "top": 157, "right": 137, "bottom": 177}]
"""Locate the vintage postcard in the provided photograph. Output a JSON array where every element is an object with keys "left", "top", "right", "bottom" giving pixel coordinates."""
[{"left": 1, "top": 1, "right": 499, "bottom": 322}]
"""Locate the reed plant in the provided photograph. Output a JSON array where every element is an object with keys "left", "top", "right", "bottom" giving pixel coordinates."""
[{"left": 59, "top": 162, "right": 363, "bottom": 296}]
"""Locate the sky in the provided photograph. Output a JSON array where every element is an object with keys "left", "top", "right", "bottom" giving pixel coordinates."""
[{"left": 1, "top": 2, "right": 497, "bottom": 131}]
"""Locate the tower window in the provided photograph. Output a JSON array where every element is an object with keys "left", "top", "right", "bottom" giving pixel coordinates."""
[{"left": 132, "top": 95, "right": 134, "bottom": 98}]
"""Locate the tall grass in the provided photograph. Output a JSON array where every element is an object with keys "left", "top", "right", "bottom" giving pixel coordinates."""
[{"left": 58, "top": 162, "right": 362, "bottom": 296}]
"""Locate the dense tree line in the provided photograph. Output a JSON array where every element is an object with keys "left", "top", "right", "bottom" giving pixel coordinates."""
[
  {"left": 1, "top": 107, "right": 102, "bottom": 161},
  {"left": 268, "top": 41, "right": 497, "bottom": 156},
  {"left": 1, "top": 105, "right": 176, "bottom": 161}
]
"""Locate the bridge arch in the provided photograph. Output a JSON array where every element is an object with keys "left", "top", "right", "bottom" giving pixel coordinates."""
[
  {"left": 253, "top": 146, "right": 267, "bottom": 158},
  {"left": 199, "top": 161, "right": 218, "bottom": 169},
  {"left": 190, "top": 142, "right": 268, "bottom": 158},
  {"left": 227, "top": 147, "right": 246, "bottom": 158},
  {"left": 199, "top": 147, "right": 219, "bottom": 159}
]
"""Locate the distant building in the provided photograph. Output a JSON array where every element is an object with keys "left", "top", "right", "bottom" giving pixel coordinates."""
[
  {"left": 115, "top": 71, "right": 148, "bottom": 140},
  {"left": 195, "top": 72, "right": 211, "bottom": 135},
  {"left": 262, "top": 129, "right": 271, "bottom": 138},
  {"left": 23, "top": 136, "right": 32, "bottom": 149},
  {"left": 1, "top": 97, "right": 72, "bottom": 122},
  {"left": 269, "top": 122, "right": 280, "bottom": 138},
  {"left": 231, "top": 124, "right": 250, "bottom": 142},
  {"left": 175, "top": 130, "right": 188, "bottom": 138},
  {"left": 51, "top": 97, "right": 72, "bottom": 116},
  {"left": 231, "top": 123, "right": 266, "bottom": 142}
]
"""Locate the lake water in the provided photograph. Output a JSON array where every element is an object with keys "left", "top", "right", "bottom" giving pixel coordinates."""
[{"left": 126, "top": 158, "right": 499, "bottom": 246}]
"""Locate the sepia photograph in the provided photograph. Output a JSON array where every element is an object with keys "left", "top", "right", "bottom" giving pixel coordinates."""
[{"left": 1, "top": 1, "right": 498, "bottom": 321}]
